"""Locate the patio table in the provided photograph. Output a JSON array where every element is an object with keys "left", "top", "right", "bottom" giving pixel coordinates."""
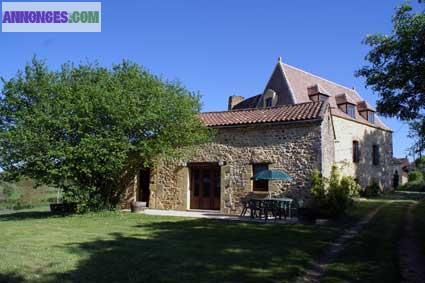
[{"left": 249, "top": 197, "right": 294, "bottom": 220}]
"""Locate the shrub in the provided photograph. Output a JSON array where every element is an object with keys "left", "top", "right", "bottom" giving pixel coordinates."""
[
  {"left": 340, "top": 176, "right": 361, "bottom": 198},
  {"left": 326, "top": 167, "right": 353, "bottom": 217},
  {"left": 308, "top": 165, "right": 357, "bottom": 218},
  {"left": 310, "top": 170, "right": 327, "bottom": 202},
  {"left": 362, "top": 181, "right": 381, "bottom": 197},
  {"left": 400, "top": 181, "right": 425, "bottom": 192},
  {"left": 408, "top": 171, "right": 424, "bottom": 182}
]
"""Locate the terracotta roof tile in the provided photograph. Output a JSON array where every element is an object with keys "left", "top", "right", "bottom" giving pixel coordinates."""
[{"left": 200, "top": 101, "right": 326, "bottom": 127}]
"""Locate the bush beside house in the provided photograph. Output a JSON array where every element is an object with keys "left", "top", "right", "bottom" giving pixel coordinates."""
[
  {"left": 399, "top": 171, "right": 425, "bottom": 192},
  {"left": 307, "top": 165, "right": 360, "bottom": 219}
]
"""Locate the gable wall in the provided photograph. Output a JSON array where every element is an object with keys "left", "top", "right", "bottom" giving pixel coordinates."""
[
  {"left": 320, "top": 110, "right": 336, "bottom": 177},
  {"left": 332, "top": 115, "right": 393, "bottom": 190}
]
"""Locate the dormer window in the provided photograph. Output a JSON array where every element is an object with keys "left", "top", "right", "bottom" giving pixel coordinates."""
[
  {"left": 337, "top": 103, "right": 356, "bottom": 119},
  {"left": 367, "top": 112, "right": 375, "bottom": 123},
  {"left": 265, "top": 97, "right": 273, "bottom": 107},
  {"left": 336, "top": 93, "right": 357, "bottom": 119},
  {"left": 347, "top": 104, "right": 356, "bottom": 118},
  {"left": 357, "top": 101, "right": 376, "bottom": 124},
  {"left": 263, "top": 89, "right": 276, "bottom": 108},
  {"left": 307, "top": 84, "right": 330, "bottom": 102}
]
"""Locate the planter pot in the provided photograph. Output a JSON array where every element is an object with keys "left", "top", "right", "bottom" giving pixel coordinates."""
[
  {"left": 297, "top": 208, "right": 317, "bottom": 224},
  {"left": 130, "top": 201, "right": 147, "bottom": 213}
]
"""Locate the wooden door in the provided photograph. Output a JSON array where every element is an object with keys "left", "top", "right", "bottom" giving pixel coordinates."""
[{"left": 190, "top": 164, "right": 220, "bottom": 210}]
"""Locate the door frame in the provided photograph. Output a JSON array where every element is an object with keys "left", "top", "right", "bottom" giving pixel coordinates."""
[
  {"left": 138, "top": 168, "right": 151, "bottom": 207},
  {"left": 188, "top": 162, "right": 221, "bottom": 211}
]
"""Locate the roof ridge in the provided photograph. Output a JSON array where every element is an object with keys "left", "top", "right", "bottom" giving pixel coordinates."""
[
  {"left": 282, "top": 63, "right": 359, "bottom": 94},
  {"left": 200, "top": 101, "right": 323, "bottom": 115}
]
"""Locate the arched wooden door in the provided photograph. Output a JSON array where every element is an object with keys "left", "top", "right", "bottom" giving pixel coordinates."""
[{"left": 190, "top": 163, "right": 220, "bottom": 210}]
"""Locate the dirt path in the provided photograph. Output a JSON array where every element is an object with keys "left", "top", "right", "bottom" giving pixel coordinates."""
[
  {"left": 296, "top": 204, "right": 385, "bottom": 283},
  {"left": 399, "top": 202, "right": 425, "bottom": 283}
]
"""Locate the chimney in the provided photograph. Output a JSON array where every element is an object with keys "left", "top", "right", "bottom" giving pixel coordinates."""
[{"left": 228, "top": 95, "right": 244, "bottom": 110}]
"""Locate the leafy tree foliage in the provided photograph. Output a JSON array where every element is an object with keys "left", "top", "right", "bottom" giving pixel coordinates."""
[
  {"left": 356, "top": 3, "right": 425, "bottom": 121},
  {"left": 408, "top": 119, "right": 425, "bottom": 157},
  {"left": 0, "top": 58, "right": 210, "bottom": 210}
]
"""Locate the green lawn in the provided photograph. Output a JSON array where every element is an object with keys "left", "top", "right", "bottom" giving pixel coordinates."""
[
  {"left": 0, "top": 201, "right": 381, "bottom": 283},
  {"left": 321, "top": 200, "right": 411, "bottom": 283},
  {"left": 413, "top": 200, "right": 425, "bottom": 256}
]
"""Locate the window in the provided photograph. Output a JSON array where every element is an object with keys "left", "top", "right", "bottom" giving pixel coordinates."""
[
  {"left": 253, "top": 163, "right": 268, "bottom": 191},
  {"left": 347, "top": 104, "right": 356, "bottom": 118},
  {"left": 372, "top": 145, "right": 380, "bottom": 165},
  {"left": 353, "top": 141, "right": 360, "bottom": 163},
  {"left": 368, "top": 112, "right": 375, "bottom": 124},
  {"left": 265, "top": 97, "right": 273, "bottom": 107},
  {"left": 319, "top": 95, "right": 329, "bottom": 101}
]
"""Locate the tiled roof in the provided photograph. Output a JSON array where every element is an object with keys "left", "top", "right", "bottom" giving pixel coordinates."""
[
  {"left": 200, "top": 101, "right": 326, "bottom": 127},
  {"left": 232, "top": 94, "right": 261, "bottom": 110},
  {"left": 234, "top": 61, "right": 390, "bottom": 131},
  {"left": 281, "top": 63, "right": 389, "bottom": 130}
]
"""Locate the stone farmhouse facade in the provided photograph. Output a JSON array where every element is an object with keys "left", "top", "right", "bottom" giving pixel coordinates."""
[{"left": 124, "top": 58, "right": 394, "bottom": 214}]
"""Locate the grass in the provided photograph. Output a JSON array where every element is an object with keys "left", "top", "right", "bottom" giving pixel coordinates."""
[
  {"left": 0, "top": 200, "right": 381, "bottom": 283},
  {"left": 320, "top": 200, "right": 411, "bottom": 283},
  {"left": 413, "top": 200, "right": 425, "bottom": 256}
]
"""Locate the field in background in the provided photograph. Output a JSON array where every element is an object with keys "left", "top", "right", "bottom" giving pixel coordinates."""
[{"left": 0, "top": 179, "right": 58, "bottom": 211}]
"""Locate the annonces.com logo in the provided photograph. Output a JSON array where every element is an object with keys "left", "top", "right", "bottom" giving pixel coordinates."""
[{"left": 2, "top": 2, "right": 101, "bottom": 32}]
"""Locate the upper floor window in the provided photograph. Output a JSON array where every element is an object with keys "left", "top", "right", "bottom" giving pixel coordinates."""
[
  {"left": 309, "top": 94, "right": 329, "bottom": 102},
  {"left": 347, "top": 104, "right": 356, "bottom": 119},
  {"left": 372, "top": 145, "right": 380, "bottom": 166},
  {"left": 265, "top": 97, "right": 273, "bottom": 107},
  {"left": 368, "top": 112, "right": 375, "bottom": 124},
  {"left": 353, "top": 141, "right": 360, "bottom": 163},
  {"left": 319, "top": 95, "right": 329, "bottom": 102},
  {"left": 252, "top": 163, "right": 269, "bottom": 192}
]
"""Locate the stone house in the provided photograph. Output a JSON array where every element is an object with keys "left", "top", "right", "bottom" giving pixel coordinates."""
[{"left": 125, "top": 58, "right": 394, "bottom": 214}]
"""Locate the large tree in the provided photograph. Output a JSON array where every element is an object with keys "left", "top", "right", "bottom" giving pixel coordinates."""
[
  {"left": 356, "top": 2, "right": 425, "bottom": 121},
  {"left": 0, "top": 58, "right": 210, "bottom": 210},
  {"left": 408, "top": 119, "right": 425, "bottom": 157}
]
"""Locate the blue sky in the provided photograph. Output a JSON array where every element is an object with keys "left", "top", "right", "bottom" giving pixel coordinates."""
[{"left": 0, "top": 0, "right": 419, "bottom": 158}]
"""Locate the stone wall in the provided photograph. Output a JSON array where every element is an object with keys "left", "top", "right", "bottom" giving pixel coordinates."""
[
  {"left": 320, "top": 111, "right": 336, "bottom": 177},
  {"left": 148, "top": 120, "right": 325, "bottom": 214},
  {"left": 333, "top": 115, "right": 394, "bottom": 190}
]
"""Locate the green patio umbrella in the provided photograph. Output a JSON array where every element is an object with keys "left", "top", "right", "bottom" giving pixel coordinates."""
[{"left": 252, "top": 169, "right": 292, "bottom": 181}]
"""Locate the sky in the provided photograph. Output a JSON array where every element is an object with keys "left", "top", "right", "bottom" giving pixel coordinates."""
[{"left": 0, "top": 0, "right": 421, "bottom": 159}]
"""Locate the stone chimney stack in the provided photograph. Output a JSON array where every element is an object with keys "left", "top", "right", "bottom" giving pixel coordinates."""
[{"left": 228, "top": 95, "right": 245, "bottom": 110}]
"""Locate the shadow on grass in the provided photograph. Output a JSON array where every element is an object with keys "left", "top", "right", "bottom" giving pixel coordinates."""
[
  {"left": 321, "top": 202, "right": 408, "bottom": 283},
  {"left": 0, "top": 211, "right": 60, "bottom": 221},
  {"left": 0, "top": 272, "right": 25, "bottom": 283},
  {"left": 48, "top": 219, "right": 336, "bottom": 283}
]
